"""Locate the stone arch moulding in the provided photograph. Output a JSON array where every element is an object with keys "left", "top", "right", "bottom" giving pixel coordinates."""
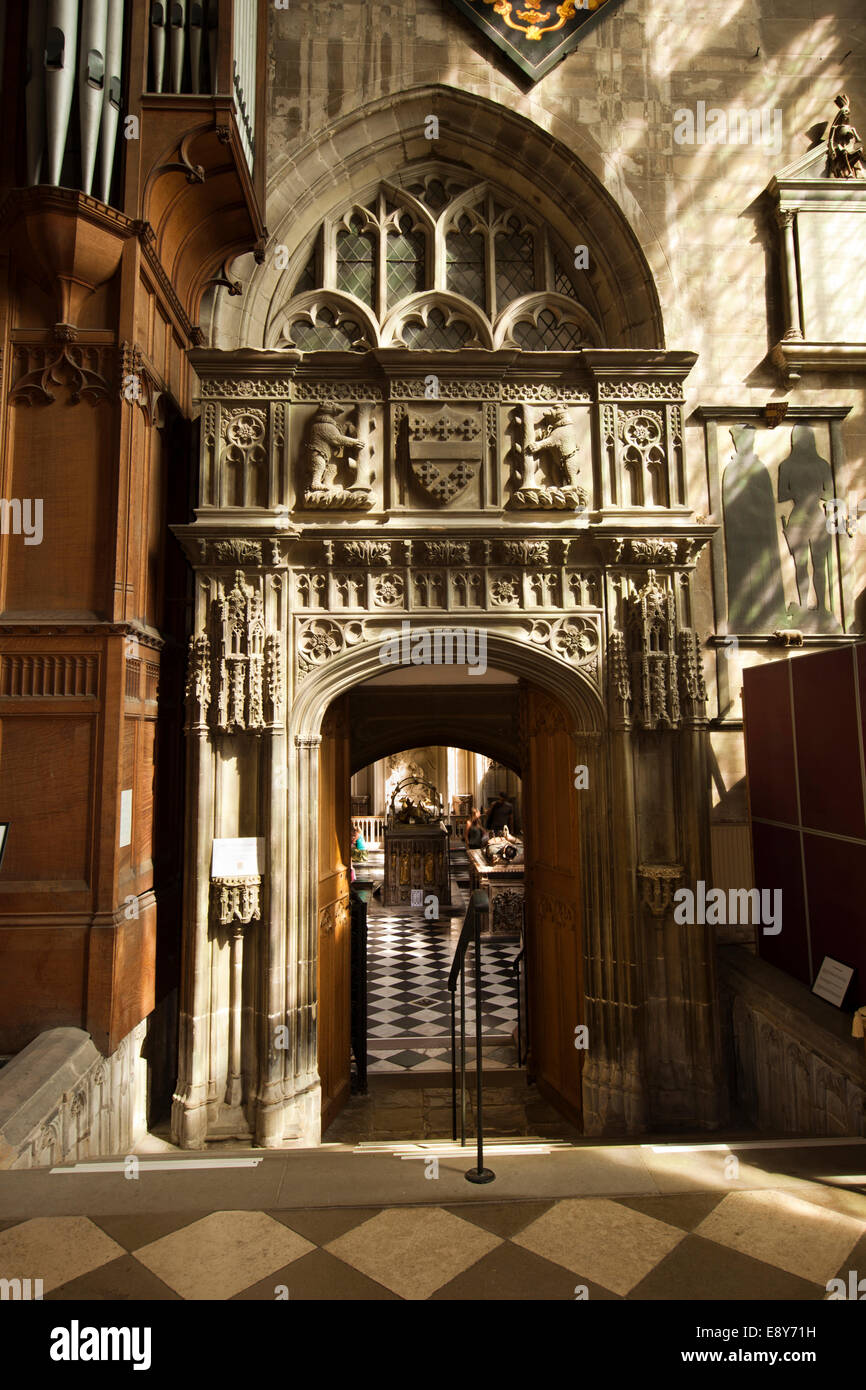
[
  {"left": 207, "top": 86, "right": 668, "bottom": 353},
  {"left": 289, "top": 628, "right": 606, "bottom": 743}
]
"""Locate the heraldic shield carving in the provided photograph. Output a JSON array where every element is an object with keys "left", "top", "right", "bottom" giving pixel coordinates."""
[{"left": 448, "top": 0, "right": 626, "bottom": 83}]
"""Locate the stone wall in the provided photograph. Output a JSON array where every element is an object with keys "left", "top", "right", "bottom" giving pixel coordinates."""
[
  {"left": 223, "top": 0, "right": 866, "bottom": 785},
  {"left": 719, "top": 945, "right": 866, "bottom": 1136},
  {"left": 0, "top": 1024, "right": 147, "bottom": 1170}
]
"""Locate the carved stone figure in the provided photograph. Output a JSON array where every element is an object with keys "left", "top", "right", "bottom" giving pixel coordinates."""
[
  {"left": 301, "top": 402, "right": 374, "bottom": 509},
  {"left": 827, "top": 94, "right": 865, "bottom": 179},
  {"left": 777, "top": 424, "right": 839, "bottom": 632},
  {"left": 511, "top": 404, "right": 587, "bottom": 509},
  {"left": 722, "top": 425, "right": 786, "bottom": 633}
]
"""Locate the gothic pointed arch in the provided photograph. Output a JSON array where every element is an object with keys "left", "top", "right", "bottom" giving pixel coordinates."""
[{"left": 204, "top": 87, "right": 667, "bottom": 351}]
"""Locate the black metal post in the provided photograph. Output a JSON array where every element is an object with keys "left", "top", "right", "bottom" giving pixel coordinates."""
[
  {"left": 450, "top": 991, "right": 457, "bottom": 1142},
  {"left": 514, "top": 953, "right": 522, "bottom": 1067},
  {"left": 459, "top": 958, "right": 467, "bottom": 1146},
  {"left": 466, "top": 907, "right": 494, "bottom": 1184}
]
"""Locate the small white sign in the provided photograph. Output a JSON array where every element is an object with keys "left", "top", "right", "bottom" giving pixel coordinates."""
[
  {"left": 212, "top": 837, "right": 264, "bottom": 877},
  {"left": 410, "top": 888, "right": 424, "bottom": 907},
  {"left": 119, "top": 790, "right": 133, "bottom": 848},
  {"left": 812, "top": 956, "right": 855, "bottom": 1009}
]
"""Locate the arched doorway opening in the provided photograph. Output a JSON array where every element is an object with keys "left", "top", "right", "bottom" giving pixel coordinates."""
[{"left": 297, "top": 637, "right": 605, "bottom": 1139}]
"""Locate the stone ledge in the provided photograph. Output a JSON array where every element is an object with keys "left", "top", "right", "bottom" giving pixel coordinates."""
[
  {"left": 0, "top": 1023, "right": 146, "bottom": 1170},
  {"left": 719, "top": 945, "right": 866, "bottom": 1136}
]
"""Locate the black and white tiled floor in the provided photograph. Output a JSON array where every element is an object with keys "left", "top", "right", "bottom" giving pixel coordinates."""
[{"left": 364, "top": 898, "right": 520, "bottom": 1074}]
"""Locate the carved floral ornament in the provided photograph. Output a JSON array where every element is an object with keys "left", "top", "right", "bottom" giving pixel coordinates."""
[
  {"left": 638, "top": 865, "right": 685, "bottom": 918},
  {"left": 211, "top": 876, "right": 262, "bottom": 926}
]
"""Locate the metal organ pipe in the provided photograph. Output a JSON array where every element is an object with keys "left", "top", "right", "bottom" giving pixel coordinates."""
[
  {"left": 206, "top": 0, "right": 217, "bottom": 95},
  {"left": 189, "top": 1, "right": 203, "bottom": 94},
  {"left": 149, "top": 0, "right": 166, "bottom": 93},
  {"left": 78, "top": 0, "right": 107, "bottom": 196},
  {"left": 98, "top": 0, "right": 123, "bottom": 204},
  {"left": 168, "top": 0, "right": 186, "bottom": 95},
  {"left": 25, "top": 0, "right": 47, "bottom": 185},
  {"left": 44, "top": 0, "right": 79, "bottom": 187}
]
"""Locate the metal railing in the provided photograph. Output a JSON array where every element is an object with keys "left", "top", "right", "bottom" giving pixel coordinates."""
[
  {"left": 511, "top": 943, "right": 528, "bottom": 1067},
  {"left": 448, "top": 889, "right": 495, "bottom": 1184}
]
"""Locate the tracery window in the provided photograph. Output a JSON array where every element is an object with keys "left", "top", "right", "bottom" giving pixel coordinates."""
[{"left": 271, "top": 163, "right": 602, "bottom": 352}]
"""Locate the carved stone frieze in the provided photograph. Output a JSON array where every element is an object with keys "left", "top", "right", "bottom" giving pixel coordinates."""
[
  {"left": 503, "top": 382, "right": 592, "bottom": 403},
  {"left": 501, "top": 539, "right": 550, "bottom": 566},
  {"left": 407, "top": 406, "right": 482, "bottom": 504},
  {"left": 184, "top": 571, "right": 282, "bottom": 733},
  {"left": 212, "top": 876, "right": 262, "bottom": 926},
  {"left": 390, "top": 378, "right": 501, "bottom": 400},
  {"left": 296, "top": 573, "right": 327, "bottom": 608},
  {"left": 509, "top": 403, "right": 587, "bottom": 509},
  {"left": 198, "top": 377, "right": 293, "bottom": 399},
  {"left": 677, "top": 628, "right": 708, "bottom": 724},
  {"left": 625, "top": 571, "right": 680, "bottom": 730},
  {"left": 296, "top": 618, "right": 366, "bottom": 675},
  {"left": 300, "top": 402, "right": 375, "bottom": 509},
  {"left": 294, "top": 381, "right": 383, "bottom": 401},
  {"left": 423, "top": 540, "right": 470, "bottom": 565},
  {"left": 373, "top": 574, "right": 405, "bottom": 606},
  {"left": 526, "top": 614, "right": 601, "bottom": 682},
  {"left": 339, "top": 540, "right": 391, "bottom": 566},
  {"left": 597, "top": 380, "right": 684, "bottom": 401},
  {"left": 608, "top": 630, "right": 631, "bottom": 725},
  {"left": 568, "top": 570, "right": 602, "bottom": 607},
  {"left": 629, "top": 538, "right": 679, "bottom": 566},
  {"left": 210, "top": 538, "right": 263, "bottom": 565},
  {"left": 619, "top": 410, "right": 666, "bottom": 507},
  {"left": 638, "top": 865, "right": 685, "bottom": 917}
]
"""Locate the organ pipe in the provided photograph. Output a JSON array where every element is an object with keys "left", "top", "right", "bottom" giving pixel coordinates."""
[
  {"left": 45, "top": 0, "right": 79, "bottom": 187},
  {"left": 149, "top": 0, "right": 165, "bottom": 93},
  {"left": 97, "top": 0, "right": 122, "bottom": 203},
  {"left": 78, "top": 0, "right": 107, "bottom": 196},
  {"left": 25, "top": 0, "right": 46, "bottom": 184},
  {"left": 168, "top": 0, "right": 185, "bottom": 95}
]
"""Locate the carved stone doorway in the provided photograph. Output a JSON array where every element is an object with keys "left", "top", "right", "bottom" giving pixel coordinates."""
[{"left": 309, "top": 650, "right": 600, "bottom": 1139}]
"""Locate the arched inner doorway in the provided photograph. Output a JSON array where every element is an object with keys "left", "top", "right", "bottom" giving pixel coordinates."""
[{"left": 312, "top": 657, "right": 593, "bottom": 1136}]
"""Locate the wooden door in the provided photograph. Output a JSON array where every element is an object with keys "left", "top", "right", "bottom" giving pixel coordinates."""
[
  {"left": 522, "top": 684, "right": 585, "bottom": 1126},
  {"left": 317, "top": 695, "right": 352, "bottom": 1131}
]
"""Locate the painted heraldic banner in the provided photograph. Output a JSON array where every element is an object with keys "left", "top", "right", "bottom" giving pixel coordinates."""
[{"left": 448, "top": 0, "right": 626, "bottom": 83}]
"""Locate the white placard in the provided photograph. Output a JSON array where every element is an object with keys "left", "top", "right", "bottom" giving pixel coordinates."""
[
  {"left": 812, "top": 956, "right": 855, "bottom": 1009},
  {"left": 212, "top": 837, "right": 264, "bottom": 877},
  {"left": 410, "top": 888, "right": 424, "bottom": 907},
  {"left": 119, "top": 789, "right": 133, "bottom": 848}
]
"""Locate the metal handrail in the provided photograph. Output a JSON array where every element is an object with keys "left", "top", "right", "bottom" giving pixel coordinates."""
[
  {"left": 448, "top": 889, "right": 495, "bottom": 1184},
  {"left": 511, "top": 944, "right": 526, "bottom": 1066}
]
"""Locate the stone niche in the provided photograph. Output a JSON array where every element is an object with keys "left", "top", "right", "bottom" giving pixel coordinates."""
[
  {"left": 768, "top": 111, "right": 866, "bottom": 382},
  {"left": 701, "top": 407, "right": 856, "bottom": 640}
]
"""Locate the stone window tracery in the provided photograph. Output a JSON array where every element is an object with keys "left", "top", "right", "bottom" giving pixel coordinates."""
[{"left": 270, "top": 164, "right": 603, "bottom": 353}]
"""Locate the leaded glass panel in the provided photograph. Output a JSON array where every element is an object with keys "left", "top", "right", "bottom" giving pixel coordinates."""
[
  {"left": 446, "top": 214, "right": 485, "bottom": 309},
  {"left": 512, "top": 309, "right": 585, "bottom": 350},
  {"left": 336, "top": 217, "right": 376, "bottom": 306},
  {"left": 494, "top": 218, "right": 535, "bottom": 307},
  {"left": 289, "top": 308, "right": 367, "bottom": 352},
  {"left": 402, "top": 308, "right": 472, "bottom": 349},
  {"left": 386, "top": 215, "right": 425, "bottom": 306}
]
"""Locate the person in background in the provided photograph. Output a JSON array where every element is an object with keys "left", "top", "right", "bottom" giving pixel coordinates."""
[
  {"left": 485, "top": 790, "right": 514, "bottom": 835},
  {"left": 464, "top": 807, "right": 484, "bottom": 850}
]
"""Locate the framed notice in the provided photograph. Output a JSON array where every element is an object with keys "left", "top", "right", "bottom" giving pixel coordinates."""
[
  {"left": 812, "top": 956, "right": 855, "bottom": 1009},
  {"left": 211, "top": 837, "right": 264, "bottom": 878}
]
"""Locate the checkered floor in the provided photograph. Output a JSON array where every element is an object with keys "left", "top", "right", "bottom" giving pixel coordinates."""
[
  {"left": 366, "top": 909, "right": 519, "bottom": 1052},
  {"left": 5, "top": 1184, "right": 866, "bottom": 1299}
]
